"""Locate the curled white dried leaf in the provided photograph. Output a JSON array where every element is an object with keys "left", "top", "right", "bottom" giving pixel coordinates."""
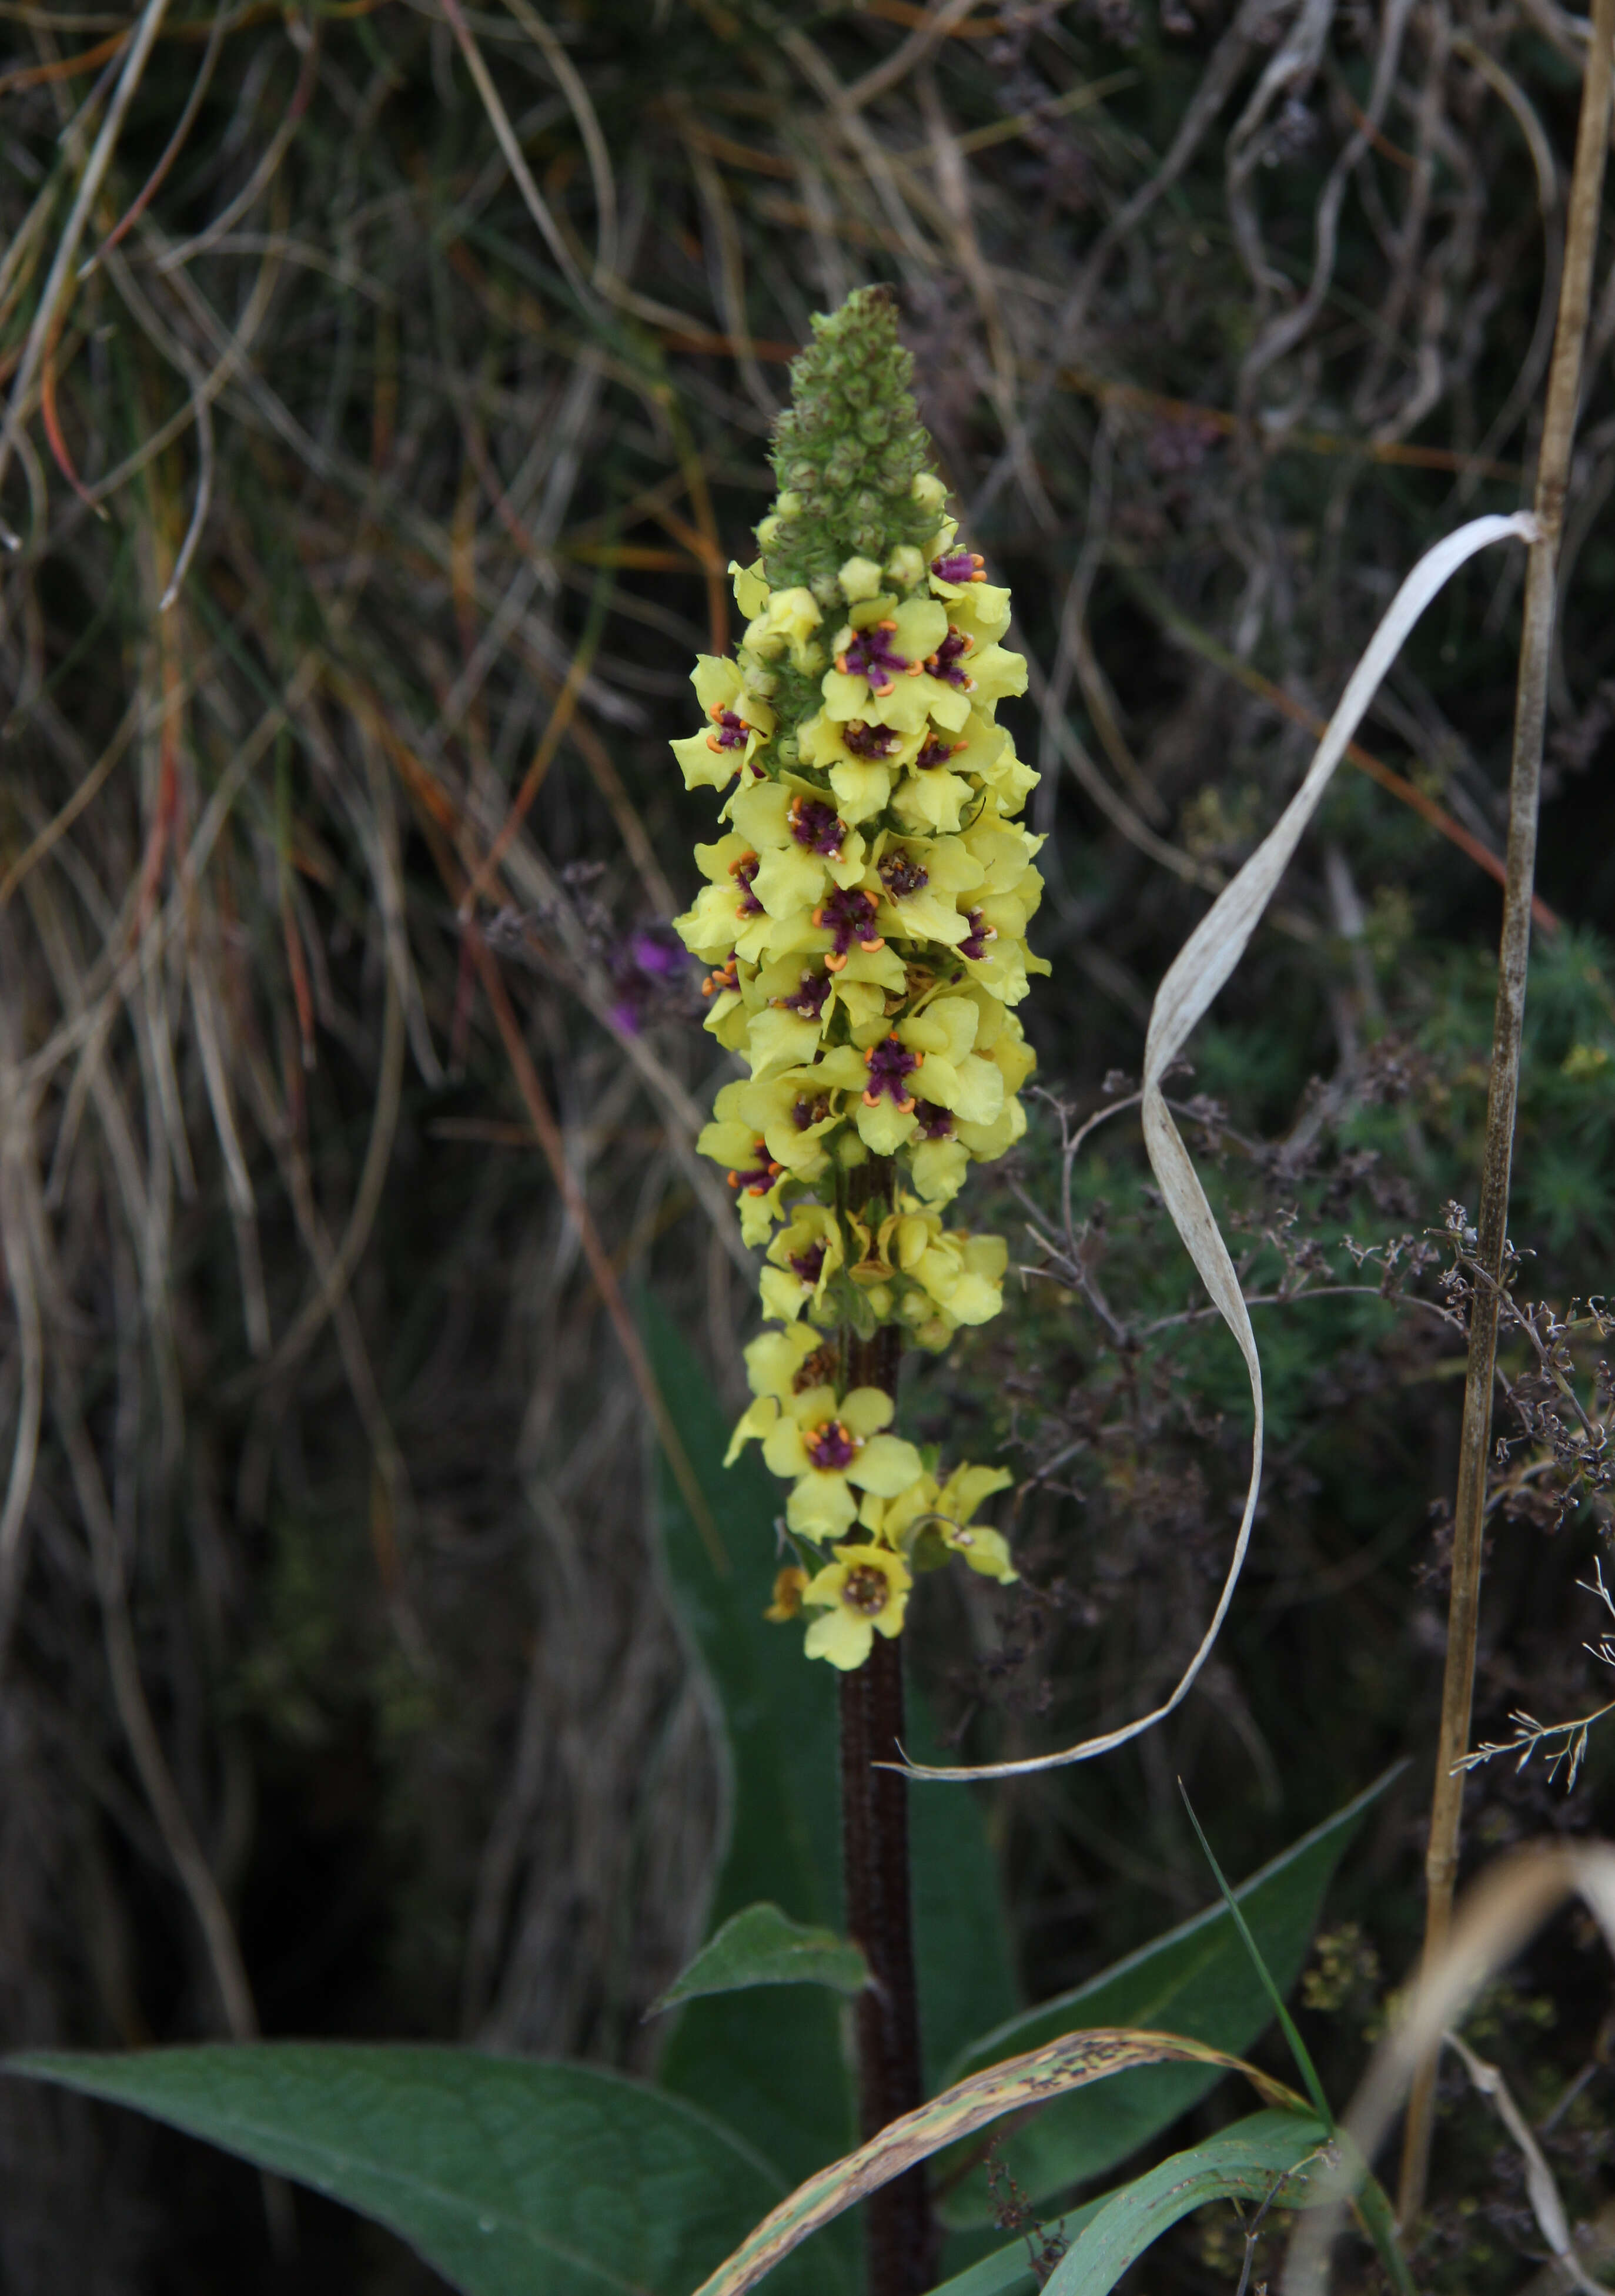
[{"left": 900, "top": 510, "right": 1535, "bottom": 1784}]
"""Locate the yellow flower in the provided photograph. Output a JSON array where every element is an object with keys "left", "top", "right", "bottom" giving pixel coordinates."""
[
  {"left": 761, "top": 1385, "right": 924, "bottom": 1542},
  {"left": 674, "top": 832, "right": 775, "bottom": 964},
  {"left": 797, "top": 707, "right": 925, "bottom": 824},
  {"left": 765, "top": 1565, "right": 810, "bottom": 1622},
  {"left": 866, "top": 1465, "right": 1017, "bottom": 1582},
  {"left": 743, "top": 945, "right": 907, "bottom": 1077},
  {"left": 760, "top": 1204, "right": 845, "bottom": 1323},
  {"left": 709, "top": 1063, "right": 845, "bottom": 1179},
  {"left": 726, "top": 779, "right": 868, "bottom": 919},
  {"left": 671, "top": 655, "right": 775, "bottom": 792},
  {"left": 867, "top": 831, "right": 985, "bottom": 949},
  {"left": 744, "top": 585, "right": 824, "bottom": 671},
  {"left": 730, "top": 558, "right": 771, "bottom": 618},
  {"left": 801, "top": 1544, "right": 912, "bottom": 1669}
]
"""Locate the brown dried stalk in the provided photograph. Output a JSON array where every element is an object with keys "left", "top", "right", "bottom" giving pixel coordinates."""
[{"left": 1397, "top": 0, "right": 1615, "bottom": 2228}]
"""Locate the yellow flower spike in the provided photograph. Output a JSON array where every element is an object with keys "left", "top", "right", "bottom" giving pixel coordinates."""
[
  {"left": 671, "top": 288, "right": 1048, "bottom": 1624},
  {"left": 800, "top": 1544, "right": 913, "bottom": 1669}
]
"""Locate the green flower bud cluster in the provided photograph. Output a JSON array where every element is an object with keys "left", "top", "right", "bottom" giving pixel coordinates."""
[{"left": 670, "top": 289, "right": 1044, "bottom": 1665}]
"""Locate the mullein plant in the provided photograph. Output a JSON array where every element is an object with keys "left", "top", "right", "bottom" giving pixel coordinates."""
[{"left": 673, "top": 287, "right": 1042, "bottom": 1675}]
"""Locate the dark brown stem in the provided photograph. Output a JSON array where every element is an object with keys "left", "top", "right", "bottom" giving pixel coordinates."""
[{"left": 838, "top": 1159, "right": 937, "bottom": 2295}]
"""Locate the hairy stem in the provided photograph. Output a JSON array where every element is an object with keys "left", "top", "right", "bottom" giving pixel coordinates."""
[
  {"left": 839, "top": 1164, "right": 936, "bottom": 2296},
  {"left": 1397, "top": 0, "right": 1615, "bottom": 2228}
]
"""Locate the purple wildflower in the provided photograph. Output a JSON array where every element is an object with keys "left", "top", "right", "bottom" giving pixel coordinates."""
[
  {"left": 609, "top": 922, "right": 689, "bottom": 1033},
  {"left": 628, "top": 925, "right": 686, "bottom": 978}
]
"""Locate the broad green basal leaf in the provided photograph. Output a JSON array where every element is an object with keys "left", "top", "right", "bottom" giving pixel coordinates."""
[
  {"left": 939, "top": 1765, "right": 1398, "bottom": 2222},
  {"left": 653, "top": 1903, "right": 868, "bottom": 2011},
  {"left": 8, "top": 2044, "right": 838, "bottom": 2296}
]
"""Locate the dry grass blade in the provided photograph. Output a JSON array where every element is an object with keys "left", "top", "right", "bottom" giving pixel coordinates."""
[
  {"left": 1399, "top": 0, "right": 1615, "bottom": 2218},
  {"left": 1283, "top": 1841, "right": 1615, "bottom": 2294},
  {"left": 0, "top": 0, "right": 173, "bottom": 542},
  {"left": 695, "top": 2028, "right": 1306, "bottom": 2296},
  {"left": 1443, "top": 2032, "right": 1606, "bottom": 2296}
]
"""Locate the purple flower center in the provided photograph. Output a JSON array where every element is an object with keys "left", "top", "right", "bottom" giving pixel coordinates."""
[
  {"left": 814, "top": 888, "right": 885, "bottom": 968},
  {"left": 702, "top": 952, "right": 740, "bottom": 998},
  {"left": 835, "top": 620, "right": 911, "bottom": 694},
  {"left": 793, "top": 1092, "right": 832, "bottom": 1131},
  {"left": 878, "top": 850, "right": 929, "bottom": 901},
  {"left": 790, "top": 796, "right": 845, "bottom": 859},
  {"left": 727, "top": 1139, "right": 780, "bottom": 1195},
  {"left": 930, "top": 548, "right": 985, "bottom": 584},
  {"left": 925, "top": 628, "right": 976, "bottom": 690},
  {"left": 913, "top": 1099, "right": 954, "bottom": 1140},
  {"left": 862, "top": 1033, "right": 923, "bottom": 1112},
  {"left": 789, "top": 1240, "right": 828, "bottom": 1287},
  {"left": 779, "top": 969, "right": 831, "bottom": 1019},
  {"left": 916, "top": 735, "right": 964, "bottom": 772},
  {"left": 959, "top": 908, "right": 997, "bottom": 960},
  {"left": 730, "top": 852, "right": 764, "bottom": 916},
  {"left": 841, "top": 1564, "right": 890, "bottom": 1615},
  {"left": 805, "top": 1419, "right": 857, "bottom": 1471},
  {"left": 707, "top": 706, "right": 747, "bottom": 751},
  {"left": 842, "top": 719, "right": 900, "bottom": 761}
]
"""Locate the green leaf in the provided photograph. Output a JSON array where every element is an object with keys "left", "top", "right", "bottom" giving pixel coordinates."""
[
  {"left": 1041, "top": 2110, "right": 1330, "bottom": 2296},
  {"left": 938, "top": 1765, "right": 1400, "bottom": 2223},
  {"left": 907, "top": 1682, "right": 1021, "bottom": 2089},
  {"left": 6, "top": 2044, "right": 835, "bottom": 2296},
  {"left": 641, "top": 1301, "right": 852, "bottom": 2192},
  {"left": 653, "top": 1903, "right": 869, "bottom": 2011},
  {"left": 1178, "top": 1782, "right": 1335, "bottom": 2130}
]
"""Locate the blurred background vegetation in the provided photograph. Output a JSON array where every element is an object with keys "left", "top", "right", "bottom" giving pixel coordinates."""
[{"left": 1, "top": 0, "right": 1613, "bottom": 2285}]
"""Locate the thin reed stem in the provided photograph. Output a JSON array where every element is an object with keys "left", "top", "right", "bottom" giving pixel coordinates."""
[
  {"left": 839, "top": 1163, "right": 935, "bottom": 2296},
  {"left": 1397, "top": 0, "right": 1615, "bottom": 2227}
]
